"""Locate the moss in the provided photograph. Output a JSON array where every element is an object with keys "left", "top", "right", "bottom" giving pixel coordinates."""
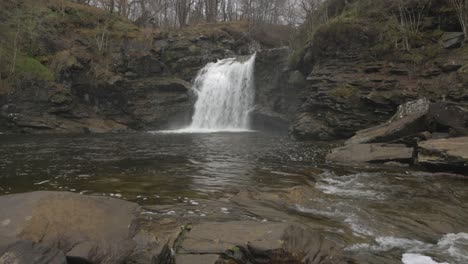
[
  {"left": 288, "top": 46, "right": 306, "bottom": 69},
  {"left": 15, "top": 55, "right": 54, "bottom": 81},
  {"left": 330, "top": 84, "right": 359, "bottom": 98}
]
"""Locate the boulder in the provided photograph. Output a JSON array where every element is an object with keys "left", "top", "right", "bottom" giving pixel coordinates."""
[
  {"left": 326, "top": 143, "right": 414, "bottom": 164},
  {"left": 290, "top": 113, "right": 336, "bottom": 141},
  {"left": 426, "top": 101, "right": 468, "bottom": 136},
  {"left": 346, "top": 99, "right": 430, "bottom": 145},
  {"left": 418, "top": 137, "right": 468, "bottom": 172},
  {"left": 0, "top": 191, "right": 139, "bottom": 264},
  {"left": 440, "top": 32, "right": 465, "bottom": 49}
]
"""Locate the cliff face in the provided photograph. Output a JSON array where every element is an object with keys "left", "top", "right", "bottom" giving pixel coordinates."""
[
  {"left": 0, "top": 0, "right": 274, "bottom": 133},
  {"left": 287, "top": 1, "right": 468, "bottom": 141}
]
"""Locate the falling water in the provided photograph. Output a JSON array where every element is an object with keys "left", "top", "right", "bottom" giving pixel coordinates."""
[{"left": 182, "top": 54, "right": 256, "bottom": 132}]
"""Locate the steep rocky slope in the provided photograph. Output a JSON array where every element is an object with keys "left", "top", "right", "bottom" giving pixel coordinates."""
[{"left": 286, "top": 0, "right": 468, "bottom": 141}]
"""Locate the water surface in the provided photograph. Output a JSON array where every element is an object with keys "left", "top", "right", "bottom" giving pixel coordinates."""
[{"left": 0, "top": 132, "right": 467, "bottom": 264}]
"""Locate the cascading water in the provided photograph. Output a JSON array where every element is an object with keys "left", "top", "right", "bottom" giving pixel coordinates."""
[{"left": 181, "top": 54, "right": 256, "bottom": 132}]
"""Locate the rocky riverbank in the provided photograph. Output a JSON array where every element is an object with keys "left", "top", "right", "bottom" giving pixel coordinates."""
[
  {"left": 326, "top": 99, "right": 468, "bottom": 174},
  {"left": 0, "top": 191, "right": 353, "bottom": 264}
]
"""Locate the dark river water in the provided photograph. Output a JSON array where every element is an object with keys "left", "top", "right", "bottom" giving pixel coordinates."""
[{"left": 0, "top": 132, "right": 467, "bottom": 264}]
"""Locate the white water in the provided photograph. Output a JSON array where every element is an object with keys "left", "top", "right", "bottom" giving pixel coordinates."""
[{"left": 178, "top": 54, "right": 256, "bottom": 133}]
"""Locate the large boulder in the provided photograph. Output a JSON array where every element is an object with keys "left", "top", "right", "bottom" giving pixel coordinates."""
[
  {"left": 0, "top": 191, "right": 139, "bottom": 264},
  {"left": 326, "top": 143, "right": 414, "bottom": 164},
  {"left": 346, "top": 99, "right": 430, "bottom": 145},
  {"left": 418, "top": 137, "right": 468, "bottom": 172}
]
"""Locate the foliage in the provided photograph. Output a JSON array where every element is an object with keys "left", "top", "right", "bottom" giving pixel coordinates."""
[{"left": 14, "top": 55, "right": 54, "bottom": 81}]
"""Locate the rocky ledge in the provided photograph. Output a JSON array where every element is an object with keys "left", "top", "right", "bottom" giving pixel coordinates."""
[
  {"left": 326, "top": 98, "right": 468, "bottom": 174},
  {"left": 0, "top": 191, "right": 354, "bottom": 264}
]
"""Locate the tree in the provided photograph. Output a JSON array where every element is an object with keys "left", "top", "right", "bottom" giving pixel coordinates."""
[
  {"left": 393, "top": 0, "right": 431, "bottom": 51},
  {"left": 448, "top": 0, "right": 468, "bottom": 40}
]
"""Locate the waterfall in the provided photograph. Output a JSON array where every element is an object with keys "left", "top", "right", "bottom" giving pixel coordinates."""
[{"left": 182, "top": 54, "right": 256, "bottom": 132}]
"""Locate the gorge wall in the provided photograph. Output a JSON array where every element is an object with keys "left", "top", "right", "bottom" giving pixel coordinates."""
[{"left": 0, "top": 0, "right": 288, "bottom": 134}]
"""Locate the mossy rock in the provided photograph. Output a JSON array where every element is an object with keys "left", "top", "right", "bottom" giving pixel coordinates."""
[{"left": 330, "top": 84, "right": 360, "bottom": 98}]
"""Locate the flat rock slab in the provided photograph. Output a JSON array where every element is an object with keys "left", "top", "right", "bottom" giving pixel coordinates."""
[
  {"left": 0, "top": 191, "right": 139, "bottom": 264},
  {"left": 346, "top": 99, "right": 430, "bottom": 144},
  {"left": 418, "top": 137, "right": 468, "bottom": 170},
  {"left": 327, "top": 143, "right": 413, "bottom": 164},
  {"left": 179, "top": 221, "right": 288, "bottom": 254},
  {"left": 175, "top": 254, "right": 220, "bottom": 264}
]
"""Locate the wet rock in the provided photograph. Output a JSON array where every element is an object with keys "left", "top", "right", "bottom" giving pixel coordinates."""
[
  {"left": 326, "top": 143, "right": 414, "bottom": 164},
  {"left": 418, "top": 137, "right": 468, "bottom": 173},
  {"left": 290, "top": 113, "right": 336, "bottom": 141},
  {"left": 440, "top": 32, "right": 465, "bottom": 49},
  {"left": 251, "top": 107, "right": 289, "bottom": 133},
  {"left": 0, "top": 191, "right": 139, "bottom": 264},
  {"left": 346, "top": 99, "right": 430, "bottom": 145},
  {"left": 254, "top": 48, "right": 300, "bottom": 132},
  {"left": 177, "top": 221, "right": 350, "bottom": 264}
]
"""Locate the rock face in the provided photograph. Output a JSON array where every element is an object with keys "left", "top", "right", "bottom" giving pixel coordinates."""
[
  {"left": 418, "top": 137, "right": 468, "bottom": 171},
  {"left": 326, "top": 143, "right": 414, "bottom": 164},
  {"left": 289, "top": 16, "right": 468, "bottom": 141},
  {"left": 252, "top": 48, "right": 300, "bottom": 133}
]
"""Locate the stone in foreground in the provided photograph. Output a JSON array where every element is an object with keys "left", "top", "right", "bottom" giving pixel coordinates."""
[
  {"left": 418, "top": 137, "right": 468, "bottom": 172},
  {"left": 0, "top": 191, "right": 139, "bottom": 264},
  {"left": 326, "top": 143, "right": 414, "bottom": 164}
]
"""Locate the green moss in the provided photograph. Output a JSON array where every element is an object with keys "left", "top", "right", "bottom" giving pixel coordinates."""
[
  {"left": 288, "top": 46, "right": 306, "bottom": 69},
  {"left": 15, "top": 55, "right": 54, "bottom": 81},
  {"left": 330, "top": 84, "right": 359, "bottom": 98}
]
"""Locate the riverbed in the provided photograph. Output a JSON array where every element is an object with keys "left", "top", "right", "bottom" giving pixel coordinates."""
[{"left": 0, "top": 132, "right": 467, "bottom": 264}]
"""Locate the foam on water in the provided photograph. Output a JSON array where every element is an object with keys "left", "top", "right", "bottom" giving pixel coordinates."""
[{"left": 402, "top": 253, "right": 449, "bottom": 264}]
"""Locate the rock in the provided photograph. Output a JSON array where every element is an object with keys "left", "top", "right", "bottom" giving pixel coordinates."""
[
  {"left": 251, "top": 107, "right": 289, "bottom": 133},
  {"left": 326, "top": 143, "right": 414, "bottom": 164},
  {"left": 426, "top": 101, "right": 468, "bottom": 136},
  {"left": 179, "top": 221, "right": 287, "bottom": 254},
  {"left": 254, "top": 48, "right": 300, "bottom": 132},
  {"left": 418, "top": 137, "right": 468, "bottom": 173},
  {"left": 0, "top": 191, "right": 139, "bottom": 263},
  {"left": 441, "top": 61, "right": 463, "bottom": 72},
  {"left": 347, "top": 99, "right": 430, "bottom": 145},
  {"left": 177, "top": 221, "right": 350, "bottom": 264},
  {"left": 0, "top": 240, "right": 67, "bottom": 264},
  {"left": 127, "top": 55, "right": 164, "bottom": 77},
  {"left": 175, "top": 254, "right": 220, "bottom": 264},
  {"left": 290, "top": 113, "right": 336, "bottom": 141},
  {"left": 440, "top": 32, "right": 465, "bottom": 49}
]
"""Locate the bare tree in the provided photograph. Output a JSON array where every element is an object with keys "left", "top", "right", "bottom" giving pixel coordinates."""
[
  {"left": 393, "top": 0, "right": 431, "bottom": 51},
  {"left": 448, "top": 0, "right": 468, "bottom": 40}
]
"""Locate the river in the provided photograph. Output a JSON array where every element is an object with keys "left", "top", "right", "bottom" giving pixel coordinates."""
[{"left": 0, "top": 132, "right": 467, "bottom": 264}]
